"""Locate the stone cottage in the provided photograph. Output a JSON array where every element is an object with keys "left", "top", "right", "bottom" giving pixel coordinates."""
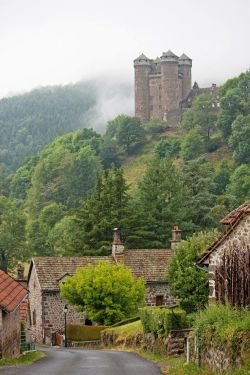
[
  {"left": 28, "top": 226, "right": 180, "bottom": 344},
  {"left": 0, "top": 270, "right": 28, "bottom": 358},
  {"left": 197, "top": 201, "right": 250, "bottom": 302}
]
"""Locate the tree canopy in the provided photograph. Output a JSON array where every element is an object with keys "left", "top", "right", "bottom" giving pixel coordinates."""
[{"left": 60, "top": 261, "right": 145, "bottom": 325}]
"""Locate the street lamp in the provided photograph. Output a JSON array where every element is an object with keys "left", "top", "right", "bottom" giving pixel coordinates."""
[{"left": 63, "top": 305, "right": 68, "bottom": 348}]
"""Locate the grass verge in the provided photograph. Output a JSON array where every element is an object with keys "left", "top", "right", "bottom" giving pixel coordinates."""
[{"left": 0, "top": 351, "right": 45, "bottom": 367}]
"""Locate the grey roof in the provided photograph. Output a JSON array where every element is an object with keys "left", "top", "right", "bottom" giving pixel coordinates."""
[
  {"left": 154, "top": 57, "right": 161, "bottom": 63},
  {"left": 134, "top": 53, "right": 150, "bottom": 61},
  {"left": 179, "top": 53, "right": 191, "bottom": 60},
  {"left": 161, "top": 50, "right": 178, "bottom": 58}
]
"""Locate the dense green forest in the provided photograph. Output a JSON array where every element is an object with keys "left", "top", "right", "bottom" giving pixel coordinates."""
[{"left": 0, "top": 70, "right": 249, "bottom": 271}]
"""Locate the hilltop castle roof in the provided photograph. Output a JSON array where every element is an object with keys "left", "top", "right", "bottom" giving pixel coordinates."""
[
  {"left": 179, "top": 53, "right": 191, "bottom": 60},
  {"left": 161, "top": 50, "right": 178, "bottom": 59},
  {"left": 134, "top": 53, "right": 150, "bottom": 61}
]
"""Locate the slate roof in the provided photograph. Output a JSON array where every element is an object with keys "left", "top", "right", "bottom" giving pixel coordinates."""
[
  {"left": 30, "top": 256, "right": 113, "bottom": 291},
  {"left": 161, "top": 50, "right": 178, "bottom": 59},
  {"left": 30, "top": 249, "right": 173, "bottom": 291},
  {"left": 197, "top": 201, "right": 250, "bottom": 265},
  {"left": 134, "top": 53, "right": 150, "bottom": 61},
  {"left": 179, "top": 53, "right": 191, "bottom": 60},
  {"left": 0, "top": 270, "right": 28, "bottom": 313},
  {"left": 124, "top": 249, "right": 172, "bottom": 282}
]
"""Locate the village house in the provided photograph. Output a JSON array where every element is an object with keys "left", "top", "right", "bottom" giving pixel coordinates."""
[
  {"left": 0, "top": 270, "right": 28, "bottom": 358},
  {"left": 28, "top": 226, "right": 180, "bottom": 344},
  {"left": 197, "top": 201, "right": 250, "bottom": 303}
]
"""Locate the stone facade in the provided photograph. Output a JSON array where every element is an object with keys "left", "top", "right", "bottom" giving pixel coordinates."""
[
  {"left": 197, "top": 202, "right": 250, "bottom": 302},
  {"left": 28, "top": 263, "right": 84, "bottom": 344},
  {"left": 208, "top": 215, "right": 250, "bottom": 300},
  {"left": 0, "top": 308, "right": 20, "bottom": 359},
  {"left": 146, "top": 282, "right": 176, "bottom": 306},
  {"left": 134, "top": 51, "right": 192, "bottom": 122}
]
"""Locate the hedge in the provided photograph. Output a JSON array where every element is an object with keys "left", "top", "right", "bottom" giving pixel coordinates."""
[
  {"left": 140, "top": 307, "right": 188, "bottom": 338},
  {"left": 67, "top": 324, "right": 107, "bottom": 341}
]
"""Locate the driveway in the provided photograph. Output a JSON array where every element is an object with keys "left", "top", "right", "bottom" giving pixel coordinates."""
[{"left": 0, "top": 346, "right": 162, "bottom": 375}]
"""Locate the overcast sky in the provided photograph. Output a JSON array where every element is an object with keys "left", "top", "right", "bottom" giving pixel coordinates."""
[{"left": 0, "top": 0, "right": 249, "bottom": 98}]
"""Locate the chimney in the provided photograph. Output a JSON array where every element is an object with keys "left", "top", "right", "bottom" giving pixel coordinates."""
[
  {"left": 17, "top": 264, "right": 24, "bottom": 280},
  {"left": 112, "top": 228, "right": 125, "bottom": 257},
  {"left": 171, "top": 226, "right": 181, "bottom": 251}
]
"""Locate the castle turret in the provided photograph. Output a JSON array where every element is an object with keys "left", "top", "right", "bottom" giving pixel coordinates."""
[
  {"left": 160, "top": 50, "right": 179, "bottom": 115},
  {"left": 134, "top": 53, "right": 151, "bottom": 122},
  {"left": 112, "top": 228, "right": 124, "bottom": 257},
  {"left": 178, "top": 53, "right": 192, "bottom": 100}
]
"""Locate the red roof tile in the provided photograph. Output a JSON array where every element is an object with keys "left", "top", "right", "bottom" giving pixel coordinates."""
[{"left": 0, "top": 270, "right": 28, "bottom": 313}]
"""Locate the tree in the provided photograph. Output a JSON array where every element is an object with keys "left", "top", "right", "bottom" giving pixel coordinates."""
[
  {"left": 0, "top": 196, "right": 26, "bottom": 271},
  {"left": 180, "top": 129, "right": 205, "bottom": 161},
  {"left": 135, "top": 157, "right": 194, "bottom": 247},
  {"left": 229, "top": 114, "right": 250, "bottom": 164},
  {"left": 26, "top": 203, "right": 65, "bottom": 256},
  {"left": 60, "top": 261, "right": 145, "bottom": 325},
  {"left": 143, "top": 119, "right": 168, "bottom": 135},
  {"left": 226, "top": 164, "right": 250, "bottom": 205},
  {"left": 181, "top": 94, "right": 217, "bottom": 143},
  {"left": 167, "top": 230, "right": 219, "bottom": 313},
  {"left": 106, "top": 115, "right": 146, "bottom": 155},
  {"left": 154, "top": 137, "right": 180, "bottom": 158}
]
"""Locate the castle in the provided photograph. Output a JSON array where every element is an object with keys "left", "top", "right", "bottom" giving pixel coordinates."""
[{"left": 134, "top": 50, "right": 192, "bottom": 122}]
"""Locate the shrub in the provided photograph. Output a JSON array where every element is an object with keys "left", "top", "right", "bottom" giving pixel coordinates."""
[
  {"left": 140, "top": 307, "right": 188, "bottom": 338},
  {"left": 67, "top": 324, "right": 107, "bottom": 341},
  {"left": 194, "top": 304, "right": 250, "bottom": 354},
  {"left": 206, "top": 136, "right": 221, "bottom": 152}
]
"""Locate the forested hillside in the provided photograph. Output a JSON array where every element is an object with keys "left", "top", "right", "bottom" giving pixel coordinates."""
[
  {"left": 0, "top": 70, "right": 249, "bottom": 271},
  {"left": 0, "top": 80, "right": 132, "bottom": 171}
]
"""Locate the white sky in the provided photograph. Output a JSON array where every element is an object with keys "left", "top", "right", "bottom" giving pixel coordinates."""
[{"left": 0, "top": 0, "right": 249, "bottom": 98}]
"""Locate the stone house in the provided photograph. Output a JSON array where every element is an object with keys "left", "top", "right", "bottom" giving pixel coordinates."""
[
  {"left": 197, "top": 201, "right": 250, "bottom": 302},
  {"left": 0, "top": 270, "right": 28, "bottom": 358},
  {"left": 28, "top": 226, "right": 180, "bottom": 344}
]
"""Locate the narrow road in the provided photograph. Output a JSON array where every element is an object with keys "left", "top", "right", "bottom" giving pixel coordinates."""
[{"left": 0, "top": 347, "right": 162, "bottom": 375}]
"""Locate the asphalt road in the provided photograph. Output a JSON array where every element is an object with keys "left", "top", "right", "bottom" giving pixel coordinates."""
[{"left": 0, "top": 347, "right": 162, "bottom": 375}]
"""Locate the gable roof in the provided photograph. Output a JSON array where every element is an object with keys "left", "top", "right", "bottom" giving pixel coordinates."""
[
  {"left": 29, "top": 249, "right": 173, "bottom": 291},
  {"left": 124, "top": 249, "right": 172, "bottom": 282},
  {"left": 0, "top": 270, "right": 28, "bottom": 313},
  {"left": 29, "top": 256, "right": 113, "bottom": 291},
  {"left": 197, "top": 201, "right": 250, "bottom": 265},
  {"left": 179, "top": 53, "right": 191, "bottom": 60},
  {"left": 134, "top": 53, "right": 150, "bottom": 61}
]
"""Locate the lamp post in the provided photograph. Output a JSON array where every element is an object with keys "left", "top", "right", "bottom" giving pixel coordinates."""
[{"left": 63, "top": 305, "right": 68, "bottom": 348}]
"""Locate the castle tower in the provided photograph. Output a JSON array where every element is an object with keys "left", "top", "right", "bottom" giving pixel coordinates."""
[
  {"left": 160, "top": 50, "right": 179, "bottom": 115},
  {"left": 134, "top": 53, "right": 151, "bottom": 122},
  {"left": 178, "top": 53, "right": 192, "bottom": 100}
]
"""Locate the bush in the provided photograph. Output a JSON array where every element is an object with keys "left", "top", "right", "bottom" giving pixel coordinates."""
[
  {"left": 194, "top": 304, "right": 250, "bottom": 354},
  {"left": 206, "top": 136, "right": 221, "bottom": 152},
  {"left": 67, "top": 324, "right": 107, "bottom": 341},
  {"left": 140, "top": 307, "right": 188, "bottom": 338}
]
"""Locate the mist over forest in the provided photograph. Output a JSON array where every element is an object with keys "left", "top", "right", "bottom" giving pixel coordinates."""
[{"left": 0, "top": 78, "right": 133, "bottom": 171}]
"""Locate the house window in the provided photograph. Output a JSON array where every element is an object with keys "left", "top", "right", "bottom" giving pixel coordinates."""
[
  {"left": 155, "top": 295, "right": 164, "bottom": 306},
  {"left": 33, "top": 310, "right": 36, "bottom": 326}
]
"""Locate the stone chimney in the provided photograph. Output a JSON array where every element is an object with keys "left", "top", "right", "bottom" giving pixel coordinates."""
[
  {"left": 112, "top": 228, "right": 125, "bottom": 257},
  {"left": 171, "top": 226, "right": 181, "bottom": 251},
  {"left": 17, "top": 264, "right": 24, "bottom": 280}
]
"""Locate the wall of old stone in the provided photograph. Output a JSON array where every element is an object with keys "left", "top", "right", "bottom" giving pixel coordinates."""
[
  {"left": 149, "top": 74, "right": 162, "bottom": 119},
  {"left": 43, "top": 292, "right": 84, "bottom": 344},
  {"left": 208, "top": 215, "right": 250, "bottom": 300},
  {"left": 134, "top": 64, "right": 151, "bottom": 122},
  {"left": 0, "top": 308, "right": 20, "bottom": 358},
  {"left": 27, "top": 265, "right": 43, "bottom": 343},
  {"left": 145, "top": 282, "right": 176, "bottom": 306}
]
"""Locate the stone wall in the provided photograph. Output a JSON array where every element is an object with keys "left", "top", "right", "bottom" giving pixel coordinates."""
[
  {"left": 0, "top": 308, "right": 20, "bottom": 358},
  {"left": 27, "top": 265, "right": 43, "bottom": 343},
  {"left": 145, "top": 282, "right": 176, "bottom": 306},
  {"left": 208, "top": 215, "right": 250, "bottom": 300},
  {"left": 42, "top": 292, "right": 84, "bottom": 344}
]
